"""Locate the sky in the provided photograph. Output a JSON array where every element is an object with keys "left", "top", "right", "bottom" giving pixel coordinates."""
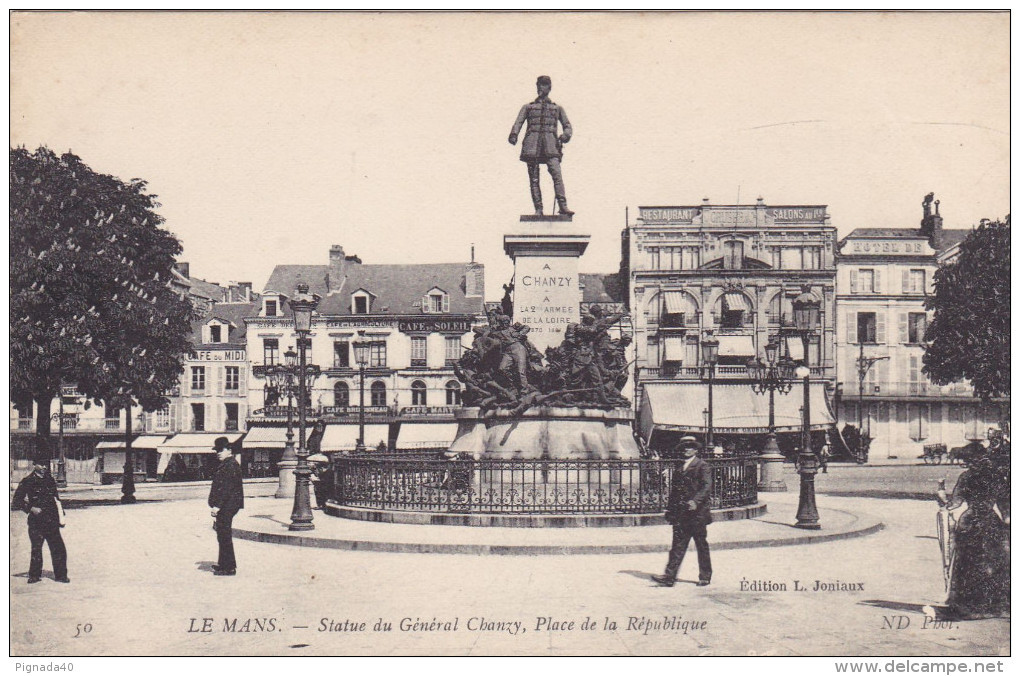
[{"left": 10, "top": 12, "right": 1010, "bottom": 300}]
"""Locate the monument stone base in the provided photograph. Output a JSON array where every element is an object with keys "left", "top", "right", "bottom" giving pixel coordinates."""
[{"left": 448, "top": 406, "right": 640, "bottom": 460}]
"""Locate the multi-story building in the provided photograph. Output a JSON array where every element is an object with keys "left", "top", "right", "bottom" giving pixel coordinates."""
[
  {"left": 245, "top": 245, "right": 485, "bottom": 457},
  {"left": 138, "top": 299, "right": 259, "bottom": 480},
  {"left": 835, "top": 196, "right": 1006, "bottom": 460},
  {"left": 625, "top": 199, "right": 837, "bottom": 455},
  {"left": 11, "top": 266, "right": 260, "bottom": 484}
]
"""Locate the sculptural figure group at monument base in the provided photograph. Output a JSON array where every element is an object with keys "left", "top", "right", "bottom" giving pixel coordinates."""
[{"left": 454, "top": 300, "right": 632, "bottom": 414}]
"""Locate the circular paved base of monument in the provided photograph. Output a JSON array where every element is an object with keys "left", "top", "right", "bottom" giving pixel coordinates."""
[
  {"left": 322, "top": 502, "right": 766, "bottom": 527},
  {"left": 230, "top": 493, "right": 884, "bottom": 555}
]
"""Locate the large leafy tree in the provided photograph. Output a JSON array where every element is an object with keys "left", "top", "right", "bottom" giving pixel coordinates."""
[
  {"left": 10, "top": 147, "right": 195, "bottom": 456},
  {"left": 923, "top": 217, "right": 1010, "bottom": 408}
]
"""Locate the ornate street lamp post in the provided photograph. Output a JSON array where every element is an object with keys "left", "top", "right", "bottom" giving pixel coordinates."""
[
  {"left": 856, "top": 342, "right": 889, "bottom": 465},
  {"left": 272, "top": 347, "right": 299, "bottom": 499},
  {"left": 352, "top": 331, "right": 370, "bottom": 453},
  {"left": 746, "top": 340, "right": 796, "bottom": 491},
  {"left": 289, "top": 283, "right": 320, "bottom": 532},
  {"left": 792, "top": 291, "right": 821, "bottom": 529},
  {"left": 701, "top": 332, "right": 719, "bottom": 449}
]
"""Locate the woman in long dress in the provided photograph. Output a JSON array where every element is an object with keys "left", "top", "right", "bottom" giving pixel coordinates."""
[{"left": 936, "top": 446, "right": 1010, "bottom": 619}]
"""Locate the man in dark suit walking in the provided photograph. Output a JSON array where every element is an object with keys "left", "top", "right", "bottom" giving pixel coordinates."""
[
  {"left": 11, "top": 454, "right": 69, "bottom": 584},
  {"left": 208, "top": 437, "right": 244, "bottom": 576},
  {"left": 653, "top": 436, "right": 713, "bottom": 587}
]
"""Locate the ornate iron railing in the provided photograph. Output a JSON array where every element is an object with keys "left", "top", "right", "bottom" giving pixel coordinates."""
[{"left": 331, "top": 457, "right": 757, "bottom": 514}]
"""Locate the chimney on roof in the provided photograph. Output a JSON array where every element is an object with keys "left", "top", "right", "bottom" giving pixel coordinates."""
[
  {"left": 920, "top": 193, "right": 944, "bottom": 251},
  {"left": 465, "top": 261, "right": 484, "bottom": 298},
  {"left": 328, "top": 245, "right": 347, "bottom": 292},
  {"left": 175, "top": 262, "right": 190, "bottom": 279},
  {"left": 238, "top": 282, "right": 252, "bottom": 302}
]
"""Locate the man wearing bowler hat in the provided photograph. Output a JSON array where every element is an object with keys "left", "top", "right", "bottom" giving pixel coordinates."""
[
  {"left": 208, "top": 437, "right": 244, "bottom": 576},
  {"left": 653, "top": 436, "right": 713, "bottom": 587}
]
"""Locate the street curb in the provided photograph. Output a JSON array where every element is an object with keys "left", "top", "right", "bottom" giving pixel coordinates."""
[
  {"left": 323, "top": 502, "right": 767, "bottom": 528},
  {"left": 231, "top": 510, "right": 885, "bottom": 556}
]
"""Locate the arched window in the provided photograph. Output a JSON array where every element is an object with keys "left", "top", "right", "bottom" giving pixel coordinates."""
[
  {"left": 445, "top": 380, "right": 462, "bottom": 406},
  {"left": 411, "top": 380, "right": 428, "bottom": 406},
  {"left": 333, "top": 382, "right": 350, "bottom": 407},
  {"left": 370, "top": 381, "right": 387, "bottom": 407}
]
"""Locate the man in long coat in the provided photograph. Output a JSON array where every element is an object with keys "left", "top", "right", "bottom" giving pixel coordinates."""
[
  {"left": 509, "top": 75, "right": 574, "bottom": 216},
  {"left": 653, "top": 436, "right": 713, "bottom": 587},
  {"left": 11, "top": 454, "right": 68, "bottom": 584},
  {"left": 208, "top": 437, "right": 244, "bottom": 576}
]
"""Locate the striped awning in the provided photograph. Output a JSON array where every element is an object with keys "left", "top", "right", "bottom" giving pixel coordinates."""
[
  {"left": 662, "top": 291, "right": 693, "bottom": 314},
  {"left": 241, "top": 426, "right": 291, "bottom": 449},
  {"left": 396, "top": 423, "right": 458, "bottom": 450},
  {"left": 156, "top": 433, "right": 243, "bottom": 454},
  {"left": 663, "top": 336, "right": 686, "bottom": 361},
  {"left": 722, "top": 292, "right": 750, "bottom": 313},
  {"left": 718, "top": 335, "right": 755, "bottom": 357},
  {"left": 786, "top": 336, "right": 805, "bottom": 361},
  {"left": 96, "top": 435, "right": 167, "bottom": 450},
  {"left": 320, "top": 424, "right": 390, "bottom": 452},
  {"left": 639, "top": 382, "right": 834, "bottom": 441}
]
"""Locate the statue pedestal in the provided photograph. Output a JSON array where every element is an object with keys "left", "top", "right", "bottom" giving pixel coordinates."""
[
  {"left": 449, "top": 407, "right": 640, "bottom": 460},
  {"left": 504, "top": 219, "right": 590, "bottom": 355}
]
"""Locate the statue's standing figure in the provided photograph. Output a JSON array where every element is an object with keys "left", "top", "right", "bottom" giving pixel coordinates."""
[{"left": 509, "top": 75, "right": 574, "bottom": 216}]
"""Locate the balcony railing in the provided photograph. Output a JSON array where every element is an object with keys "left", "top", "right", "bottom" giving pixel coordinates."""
[
  {"left": 10, "top": 416, "right": 129, "bottom": 433},
  {"left": 640, "top": 365, "right": 833, "bottom": 381},
  {"left": 840, "top": 380, "right": 978, "bottom": 398}
]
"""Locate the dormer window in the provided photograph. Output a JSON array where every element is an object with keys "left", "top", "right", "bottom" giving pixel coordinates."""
[
  {"left": 204, "top": 320, "right": 229, "bottom": 344},
  {"left": 265, "top": 299, "right": 278, "bottom": 317},
  {"left": 352, "top": 290, "right": 373, "bottom": 314},
  {"left": 422, "top": 287, "right": 450, "bottom": 314}
]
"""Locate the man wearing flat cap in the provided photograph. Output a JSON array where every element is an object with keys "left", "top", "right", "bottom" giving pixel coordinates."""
[
  {"left": 509, "top": 75, "right": 574, "bottom": 217},
  {"left": 11, "top": 454, "right": 68, "bottom": 584},
  {"left": 653, "top": 436, "right": 713, "bottom": 587},
  {"left": 208, "top": 437, "right": 244, "bottom": 576}
]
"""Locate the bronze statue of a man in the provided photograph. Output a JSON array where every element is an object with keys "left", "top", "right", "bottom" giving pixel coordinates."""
[{"left": 509, "top": 75, "right": 574, "bottom": 216}]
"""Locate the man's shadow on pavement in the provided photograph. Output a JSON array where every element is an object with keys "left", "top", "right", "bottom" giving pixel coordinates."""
[
  {"left": 860, "top": 599, "right": 956, "bottom": 621},
  {"left": 12, "top": 571, "right": 58, "bottom": 581},
  {"left": 249, "top": 513, "right": 290, "bottom": 527},
  {"left": 195, "top": 561, "right": 217, "bottom": 573},
  {"left": 618, "top": 570, "right": 700, "bottom": 585}
]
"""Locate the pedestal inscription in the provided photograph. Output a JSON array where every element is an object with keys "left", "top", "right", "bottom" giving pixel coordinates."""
[{"left": 513, "top": 256, "right": 579, "bottom": 351}]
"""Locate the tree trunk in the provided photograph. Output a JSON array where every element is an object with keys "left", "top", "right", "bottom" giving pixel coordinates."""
[{"left": 34, "top": 394, "right": 53, "bottom": 462}]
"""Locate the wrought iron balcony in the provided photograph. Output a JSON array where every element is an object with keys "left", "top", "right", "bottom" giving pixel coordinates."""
[
  {"left": 640, "top": 365, "right": 833, "bottom": 381},
  {"left": 839, "top": 380, "right": 977, "bottom": 398}
]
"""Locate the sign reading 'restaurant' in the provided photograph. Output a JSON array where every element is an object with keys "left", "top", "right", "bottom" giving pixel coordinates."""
[
  {"left": 639, "top": 206, "right": 826, "bottom": 223},
  {"left": 513, "top": 256, "right": 579, "bottom": 352}
]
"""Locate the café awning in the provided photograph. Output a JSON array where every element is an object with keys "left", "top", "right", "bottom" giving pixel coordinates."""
[
  {"left": 718, "top": 335, "right": 755, "bottom": 357},
  {"left": 396, "top": 423, "right": 458, "bottom": 450},
  {"left": 96, "top": 435, "right": 167, "bottom": 450},
  {"left": 639, "top": 382, "right": 834, "bottom": 442},
  {"left": 320, "top": 424, "right": 390, "bottom": 452},
  {"left": 156, "top": 433, "right": 244, "bottom": 454},
  {"left": 241, "top": 426, "right": 291, "bottom": 449}
]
